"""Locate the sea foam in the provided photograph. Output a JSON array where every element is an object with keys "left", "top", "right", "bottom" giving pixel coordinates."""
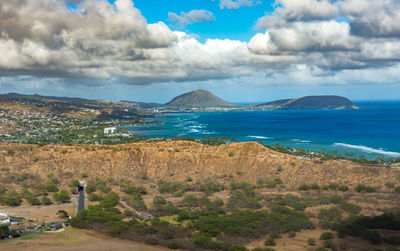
[
  {"left": 333, "top": 143, "right": 400, "bottom": 157},
  {"left": 247, "top": 136, "right": 272, "bottom": 140},
  {"left": 292, "top": 139, "right": 311, "bottom": 143}
]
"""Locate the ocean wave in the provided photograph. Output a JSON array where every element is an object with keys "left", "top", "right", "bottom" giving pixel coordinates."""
[
  {"left": 333, "top": 143, "right": 400, "bottom": 157},
  {"left": 247, "top": 135, "right": 272, "bottom": 140},
  {"left": 189, "top": 125, "right": 204, "bottom": 129},
  {"left": 292, "top": 139, "right": 311, "bottom": 143},
  {"left": 202, "top": 131, "right": 217, "bottom": 135}
]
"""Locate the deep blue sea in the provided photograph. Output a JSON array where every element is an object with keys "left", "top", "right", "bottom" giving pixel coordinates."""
[{"left": 127, "top": 102, "right": 400, "bottom": 159}]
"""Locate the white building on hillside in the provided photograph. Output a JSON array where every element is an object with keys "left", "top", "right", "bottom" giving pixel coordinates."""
[
  {"left": 0, "top": 211, "right": 10, "bottom": 224},
  {"left": 104, "top": 127, "right": 117, "bottom": 135}
]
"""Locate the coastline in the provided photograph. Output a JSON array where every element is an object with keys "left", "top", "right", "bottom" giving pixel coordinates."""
[{"left": 126, "top": 102, "right": 400, "bottom": 162}]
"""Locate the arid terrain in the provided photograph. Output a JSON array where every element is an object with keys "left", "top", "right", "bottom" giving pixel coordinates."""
[
  {"left": 2, "top": 141, "right": 399, "bottom": 187},
  {"left": 1, "top": 141, "right": 400, "bottom": 251}
]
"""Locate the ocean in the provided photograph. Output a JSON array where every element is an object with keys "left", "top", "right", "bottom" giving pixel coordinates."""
[{"left": 126, "top": 101, "right": 400, "bottom": 159}]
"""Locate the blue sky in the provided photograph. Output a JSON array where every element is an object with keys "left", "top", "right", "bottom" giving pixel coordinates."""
[
  {"left": 131, "top": 0, "right": 274, "bottom": 42},
  {"left": 0, "top": 0, "right": 400, "bottom": 103}
]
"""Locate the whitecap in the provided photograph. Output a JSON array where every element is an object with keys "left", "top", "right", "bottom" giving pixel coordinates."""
[
  {"left": 247, "top": 135, "right": 272, "bottom": 140},
  {"left": 292, "top": 139, "right": 311, "bottom": 143},
  {"left": 333, "top": 143, "right": 400, "bottom": 157}
]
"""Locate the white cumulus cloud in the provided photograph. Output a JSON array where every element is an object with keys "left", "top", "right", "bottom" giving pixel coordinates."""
[
  {"left": 218, "top": 0, "right": 261, "bottom": 10},
  {"left": 168, "top": 9, "right": 216, "bottom": 27}
]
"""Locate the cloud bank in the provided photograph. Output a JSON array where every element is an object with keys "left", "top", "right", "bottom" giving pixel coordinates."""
[{"left": 0, "top": 0, "right": 400, "bottom": 90}]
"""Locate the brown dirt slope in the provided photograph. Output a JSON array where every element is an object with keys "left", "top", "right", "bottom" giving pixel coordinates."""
[{"left": 1, "top": 141, "right": 399, "bottom": 190}]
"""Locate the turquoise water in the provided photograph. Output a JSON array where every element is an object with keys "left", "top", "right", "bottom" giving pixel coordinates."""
[{"left": 127, "top": 102, "right": 400, "bottom": 159}]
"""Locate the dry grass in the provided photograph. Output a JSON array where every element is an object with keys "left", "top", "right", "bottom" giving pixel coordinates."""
[
  {"left": 0, "top": 227, "right": 167, "bottom": 251},
  {"left": 1, "top": 141, "right": 399, "bottom": 190}
]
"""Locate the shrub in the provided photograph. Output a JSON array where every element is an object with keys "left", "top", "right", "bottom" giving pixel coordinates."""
[
  {"left": 140, "top": 172, "right": 148, "bottom": 180},
  {"left": 395, "top": 186, "right": 400, "bottom": 194},
  {"left": 167, "top": 242, "right": 179, "bottom": 249},
  {"left": 26, "top": 195, "right": 41, "bottom": 205},
  {"left": 86, "top": 184, "right": 97, "bottom": 194},
  {"left": 385, "top": 236, "right": 400, "bottom": 245},
  {"left": 230, "top": 181, "right": 253, "bottom": 190},
  {"left": 153, "top": 195, "right": 167, "bottom": 208},
  {"left": 311, "top": 183, "right": 321, "bottom": 190},
  {"left": 308, "top": 238, "right": 316, "bottom": 246},
  {"left": 44, "top": 181, "right": 59, "bottom": 193},
  {"left": 192, "top": 234, "right": 220, "bottom": 249},
  {"left": 22, "top": 189, "right": 41, "bottom": 205},
  {"left": 227, "top": 190, "right": 261, "bottom": 210},
  {"left": 98, "top": 184, "right": 112, "bottom": 194},
  {"left": 328, "top": 183, "right": 340, "bottom": 190},
  {"left": 179, "top": 195, "right": 199, "bottom": 207},
  {"left": 270, "top": 232, "right": 281, "bottom": 239},
  {"left": 337, "top": 213, "right": 400, "bottom": 244},
  {"left": 385, "top": 182, "right": 395, "bottom": 188},
  {"left": 69, "top": 179, "right": 80, "bottom": 188},
  {"left": 264, "top": 237, "right": 276, "bottom": 246},
  {"left": 0, "top": 185, "right": 7, "bottom": 195},
  {"left": 338, "top": 185, "right": 349, "bottom": 192},
  {"left": 318, "top": 207, "right": 342, "bottom": 229},
  {"left": 122, "top": 209, "right": 134, "bottom": 218},
  {"left": 57, "top": 210, "right": 69, "bottom": 219},
  {"left": 201, "top": 177, "right": 225, "bottom": 195},
  {"left": 107, "top": 224, "right": 126, "bottom": 236},
  {"left": 229, "top": 245, "right": 248, "bottom": 251},
  {"left": 131, "top": 197, "right": 147, "bottom": 211},
  {"left": 41, "top": 196, "right": 52, "bottom": 205},
  {"left": 1, "top": 190, "right": 22, "bottom": 206},
  {"left": 47, "top": 173, "right": 59, "bottom": 184},
  {"left": 81, "top": 173, "right": 88, "bottom": 178},
  {"left": 299, "top": 184, "right": 310, "bottom": 191},
  {"left": 53, "top": 190, "right": 70, "bottom": 203},
  {"left": 88, "top": 193, "right": 103, "bottom": 202},
  {"left": 158, "top": 180, "right": 184, "bottom": 194},
  {"left": 320, "top": 232, "right": 334, "bottom": 240},
  {"left": 340, "top": 202, "right": 361, "bottom": 214},
  {"left": 159, "top": 229, "right": 174, "bottom": 240},
  {"left": 288, "top": 231, "right": 296, "bottom": 237},
  {"left": 323, "top": 240, "right": 337, "bottom": 251},
  {"left": 192, "top": 208, "right": 314, "bottom": 239},
  {"left": 70, "top": 188, "right": 78, "bottom": 195},
  {"left": 121, "top": 185, "right": 147, "bottom": 195},
  {"left": 272, "top": 194, "right": 314, "bottom": 211},
  {"left": 144, "top": 237, "right": 159, "bottom": 245},
  {"left": 355, "top": 184, "right": 377, "bottom": 193},
  {"left": 100, "top": 192, "right": 119, "bottom": 208}
]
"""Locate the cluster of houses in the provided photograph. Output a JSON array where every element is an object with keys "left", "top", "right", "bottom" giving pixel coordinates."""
[
  {"left": 0, "top": 210, "right": 65, "bottom": 240},
  {"left": 0, "top": 211, "right": 23, "bottom": 225}
]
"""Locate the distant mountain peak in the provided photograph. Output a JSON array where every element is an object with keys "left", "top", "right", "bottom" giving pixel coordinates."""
[
  {"left": 255, "top": 95, "right": 358, "bottom": 110},
  {"left": 164, "top": 89, "right": 238, "bottom": 109}
]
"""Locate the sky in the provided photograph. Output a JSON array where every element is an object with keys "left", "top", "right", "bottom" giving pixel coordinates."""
[{"left": 1, "top": 0, "right": 400, "bottom": 103}]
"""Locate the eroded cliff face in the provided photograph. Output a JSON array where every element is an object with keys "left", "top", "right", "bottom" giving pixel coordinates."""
[{"left": 1, "top": 141, "right": 399, "bottom": 190}]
